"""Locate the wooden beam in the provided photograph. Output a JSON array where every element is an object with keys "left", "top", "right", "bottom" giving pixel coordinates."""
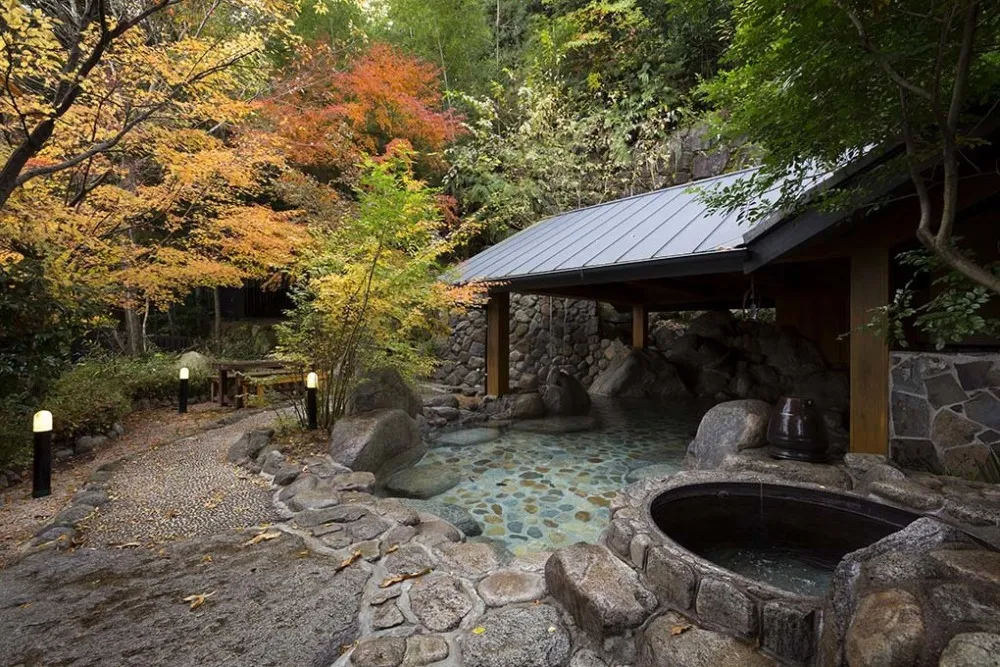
[
  {"left": 849, "top": 245, "right": 890, "bottom": 454},
  {"left": 632, "top": 304, "right": 648, "bottom": 349},
  {"left": 486, "top": 292, "right": 510, "bottom": 396}
]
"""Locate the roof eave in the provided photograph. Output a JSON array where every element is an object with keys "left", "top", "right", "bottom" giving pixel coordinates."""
[{"left": 465, "top": 249, "right": 748, "bottom": 292}]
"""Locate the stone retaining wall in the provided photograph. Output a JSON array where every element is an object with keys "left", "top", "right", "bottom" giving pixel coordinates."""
[
  {"left": 433, "top": 294, "right": 612, "bottom": 394},
  {"left": 890, "top": 351, "right": 1000, "bottom": 478}
]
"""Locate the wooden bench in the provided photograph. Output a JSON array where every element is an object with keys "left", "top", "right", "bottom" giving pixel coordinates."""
[{"left": 211, "top": 360, "right": 303, "bottom": 408}]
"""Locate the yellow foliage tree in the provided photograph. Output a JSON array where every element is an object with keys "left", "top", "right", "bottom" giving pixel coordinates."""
[{"left": 0, "top": 0, "right": 308, "bottom": 353}]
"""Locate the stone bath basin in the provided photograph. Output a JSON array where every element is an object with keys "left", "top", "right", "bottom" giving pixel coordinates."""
[{"left": 605, "top": 472, "right": 930, "bottom": 665}]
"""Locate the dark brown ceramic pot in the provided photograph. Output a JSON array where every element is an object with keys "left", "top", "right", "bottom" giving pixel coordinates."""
[{"left": 767, "top": 396, "right": 826, "bottom": 462}]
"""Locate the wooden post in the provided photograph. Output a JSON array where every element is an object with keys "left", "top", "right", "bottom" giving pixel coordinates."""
[
  {"left": 487, "top": 292, "right": 510, "bottom": 396},
  {"left": 849, "top": 246, "right": 890, "bottom": 454},
  {"left": 632, "top": 304, "right": 648, "bottom": 349}
]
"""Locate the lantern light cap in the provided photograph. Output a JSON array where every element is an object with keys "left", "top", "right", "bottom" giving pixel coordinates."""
[
  {"left": 33, "top": 410, "right": 53, "bottom": 433},
  {"left": 179, "top": 367, "right": 190, "bottom": 380},
  {"left": 306, "top": 372, "right": 318, "bottom": 389}
]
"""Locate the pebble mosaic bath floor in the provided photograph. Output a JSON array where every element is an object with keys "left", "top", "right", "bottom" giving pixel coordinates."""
[{"left": 418, "top": 399, "right": 707, "bottom": 554}]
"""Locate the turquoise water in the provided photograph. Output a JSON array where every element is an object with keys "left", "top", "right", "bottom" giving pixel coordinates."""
[{"left": 417, "top": 398, "right": 706, "bottom": 554}]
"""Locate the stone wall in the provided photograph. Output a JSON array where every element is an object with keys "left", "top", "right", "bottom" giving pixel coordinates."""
[
  {"left": 890, "top": 351, "right": 1000, "bottom": 478},
  {"left": 433, "top": 294, "right": 611, "bottom": 394}
]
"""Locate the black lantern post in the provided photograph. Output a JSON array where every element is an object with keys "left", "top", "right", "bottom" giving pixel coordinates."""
[
  {"left": 32, "top": 410, "right": 53, "bottom": 498},
  {"left": 306, "top": 372, "right": 318, "bottom": 430},
  {"left": 178, "top": 367, "right": 189, "bottom": 414}
]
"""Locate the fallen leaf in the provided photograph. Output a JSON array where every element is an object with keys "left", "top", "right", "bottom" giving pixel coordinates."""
[
  {"left": 183, "top": 591, "right": 215, "bottom": 610},
  {"left": 670, "top": 624, "right": 692, "bottom": 636},
  {"left": 384, "top": 544, "right": 399, "bottom": 554},
  {"left": 113, "top": 542, "right": 142, "bottom": 549},
  {"left": 336, "top": 551, "right": 363, "bottom": 572},
  {"left": 201, "top": 555, "right": 213, "bottom": 564},
  {"left": 472, "top": 626, "right": 486, "bottom": 635},
  {"left": 379, "top": 567, "right": 432, "bottom": 588},
  {"left": 243, "top": 530, "right": 281, "bottom": 546},
  {"left": 18, "top": 602, "right": 31, "bottom": 609}
]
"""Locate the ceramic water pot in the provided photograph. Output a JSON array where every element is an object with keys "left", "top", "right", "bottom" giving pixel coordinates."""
[{"left": 767, "top": 396, "right": 826, "bottom": 462}]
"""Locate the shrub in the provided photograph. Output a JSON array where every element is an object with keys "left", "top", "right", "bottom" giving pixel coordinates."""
[
  {"left": 43, "top": 353, "right": 209, "bottom": 440},
  {"left": 0, "top": 394, "right": 34, "bottom": 467}
]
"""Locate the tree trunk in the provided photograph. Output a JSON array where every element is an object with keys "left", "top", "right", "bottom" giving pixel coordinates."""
[
  {"left": 124, "top": 305, "right": 142, "bottom": 356},
  {"left": 213, "top": 287, "right": 222, "bottom": 352}
]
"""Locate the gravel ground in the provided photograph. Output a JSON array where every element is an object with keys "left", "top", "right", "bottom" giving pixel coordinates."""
[
  {"left": 0, "top": 529, "right": 368, "bottom": 667},
  {"left": 84, "top": 410, "right": 282, "bottom": 548},
  {"left": 0, "top": 404, "right": 244, "bottom": 567}
]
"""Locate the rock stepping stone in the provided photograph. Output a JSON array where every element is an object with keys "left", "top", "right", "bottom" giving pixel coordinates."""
[
  {"left": 435, "top": 542, "right": 507, "bottom": 579},
  {"left": 545, "top": 542, "right": 656, "bottom": 639},
  {"left": 434, "top": 428, "right": 501, "bottom": 447},
  {"left": 352, "top": 636, "right": 406, "bottom": 667},
  {"left": 477, "top": 569, "right": 546, "bottom": 606},
  {"left": 385, "top": 465, "right": 461, "bottom": 499},
  {"left": 408, "top": 574, "right": 474, "bottom": 632},
  {"left": 404, "top": 634, "right": 450, "bottom": 665},
  {"left": 637, "top": 612, "right": 775, "bottom": 667},
  {"left": 459, "top": 603, "right": 571, "bottom": 667},
  {"left": 394, "top": 498, "right": 483, "bottom": 536}
]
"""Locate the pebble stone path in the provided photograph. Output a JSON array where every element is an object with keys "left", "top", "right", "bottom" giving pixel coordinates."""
[{"left": 84, "top": 411, "right": 281, "bottom": 547}]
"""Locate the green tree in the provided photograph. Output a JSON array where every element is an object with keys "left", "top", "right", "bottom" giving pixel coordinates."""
[
  {"left": 277, "top": 144, "right": 480, "bottom": 427},
  {"left": 702, "top": 0, "right": 1000, "bottom": 297},
  {"left": 373, "top": 0, "right": 494, "bottom": 94}
]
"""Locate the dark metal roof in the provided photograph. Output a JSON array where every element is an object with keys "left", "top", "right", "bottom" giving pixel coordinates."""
[{"left": 453, "top": 168, "right": 780, "bottom": 287}]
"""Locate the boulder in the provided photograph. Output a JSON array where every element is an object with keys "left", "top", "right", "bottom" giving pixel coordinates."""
[
  {"left": 845, "top": 589, "right": 925, "bottom": 667},
  {"left": 663, "top": 334, "right": 731, "bottom": 377},
  {"left": 637, "top": 612, "right": 775, "bottom": 667},
  {"left": 938, "top": 633, "right": 1000, "bottom": 667},
  {"left": 329, "top": 409, "right": 423, "bottom": 473},
  {"left": 227, "top": 428, "right": 274, "bottom": 465},
  {"left": 686, "top": 310, "right": 738, "bottom": 341},
  {"left": 688, "top": 400, "right": 771, "bottom": 469},
  {"left": 459, "top": 603, "right": 571, "bottom": 667},
  {"left": 384, "top": 465, "right": 460, "bottom": 499},
  {"left": 74, "top": 434, "right": 107, "bottom": 455},
  {"left": 543, "top": 370, "right": 591, "bottom": 416},
  {"left": 347, "top": 367, "right": 422, "bottom": 418},
  {"left": 423, "top": 393, "right": 459, "bottom": 409},
  {"left": 589, "top": 349, "right": 689, "bottom": 400},
  {"left": 545, "top": 543, "right": 656, "bottom": 639},
  {"left": 759, "top": 327, "right": 826, "bottom": 379},
  {"left": 177, "top": 350, "right": 211, "bottom": 375},
  {"left": 511, "top": 392, "right": 547, "bottom": 419}
]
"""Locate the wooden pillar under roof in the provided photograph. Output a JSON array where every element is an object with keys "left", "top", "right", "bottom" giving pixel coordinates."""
[
  {"left": 632, "top": 304, "right": 648, "bottom": 349},
  {"left": 486, "top": 292, "right": 510, "bottom": 396},
  {"left": 849, "top": 245, "right": 890, "bottom": 455}
]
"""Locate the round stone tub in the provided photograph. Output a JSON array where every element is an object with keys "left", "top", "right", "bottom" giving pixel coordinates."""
[{"left": 603, "top": 472, "right": 924, "bottom": 665}]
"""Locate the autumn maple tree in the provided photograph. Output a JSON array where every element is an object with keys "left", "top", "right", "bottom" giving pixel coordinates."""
[{"left": 262, "top": 42, "right": 464, "bottom": 188}]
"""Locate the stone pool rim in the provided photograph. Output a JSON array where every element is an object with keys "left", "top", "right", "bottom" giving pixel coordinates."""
[{"left": 604, "top": 471, "right": 942, "bottom": 665}]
